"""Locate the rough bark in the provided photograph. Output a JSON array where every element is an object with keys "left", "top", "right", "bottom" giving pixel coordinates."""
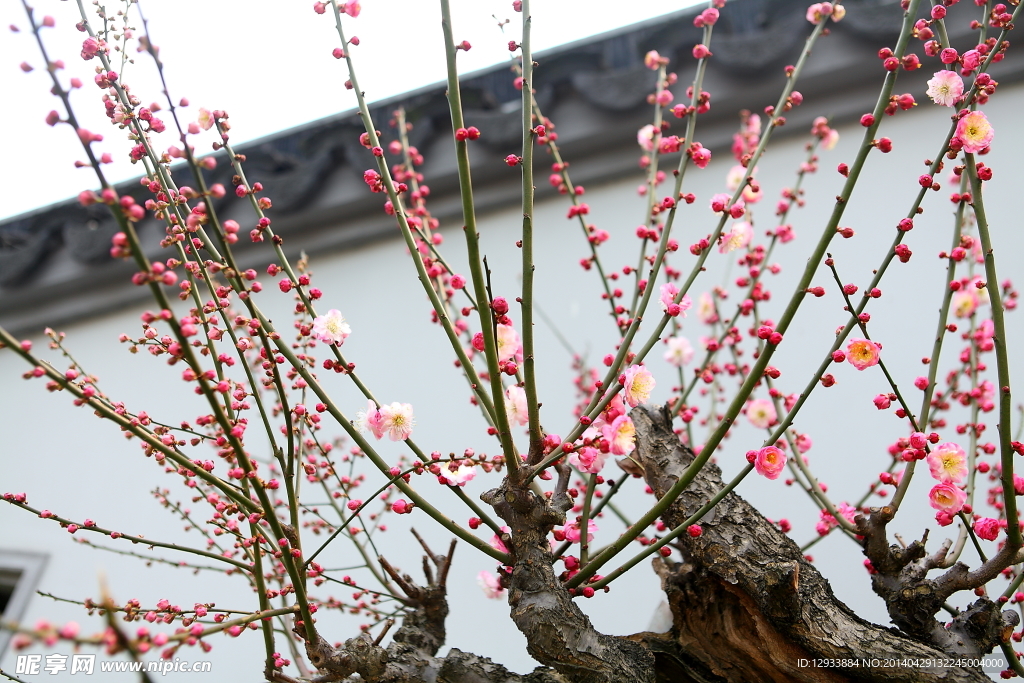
[
  {"left": 481, "top": 464, "right": 657, "bottom": 683},
  {"left": 283, "top": 405, "right": 1013, "bottom": 683},
  {"left": 629, "top": 402, "right": 998, "bottom": 683},
  {"left": 856, "top": 506, "right": 1018, "bottom": 656},
  {"left": 279, "top": 540, "right": 567, "bottom": 683}
]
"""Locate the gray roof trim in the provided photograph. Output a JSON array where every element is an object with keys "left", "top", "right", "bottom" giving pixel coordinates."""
[{"left": 1, "top": 0, "right": 1016, "bottom": 334}]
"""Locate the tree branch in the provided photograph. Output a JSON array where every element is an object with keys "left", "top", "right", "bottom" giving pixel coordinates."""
[
  {"left": 631, "top": 403, "right": 996, "bottom": 682},
  {"left": 482, "top": 468, "right": 656, "bottom": 683}
]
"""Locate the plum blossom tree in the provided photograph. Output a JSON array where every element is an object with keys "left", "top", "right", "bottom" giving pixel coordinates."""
[{"left": 3, "top": 0, "right": 1024, "bottom": 681}]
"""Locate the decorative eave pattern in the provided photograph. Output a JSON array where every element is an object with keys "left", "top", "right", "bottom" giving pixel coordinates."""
[{"left": 0, "top": 0, "right": 1013, "bottom": 334}]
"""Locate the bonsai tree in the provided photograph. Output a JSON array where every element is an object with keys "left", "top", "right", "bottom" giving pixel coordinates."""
[{"left": 2, "top": 0, "right": 1022, "bottom": 680}]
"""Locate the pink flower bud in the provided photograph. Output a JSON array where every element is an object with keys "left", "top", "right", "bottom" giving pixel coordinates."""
[{"left": 491, "top": 297, "right": 509, "bottom": 315}]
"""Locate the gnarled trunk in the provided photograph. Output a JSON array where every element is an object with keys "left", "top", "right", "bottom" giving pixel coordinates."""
[{"left": 287, "top": 404, "right": 1006, "bottom": 683}]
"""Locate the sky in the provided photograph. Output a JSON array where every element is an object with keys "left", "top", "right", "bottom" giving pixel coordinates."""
[{"left": 0, "top": 0, "right": 702, "bottom": 222}]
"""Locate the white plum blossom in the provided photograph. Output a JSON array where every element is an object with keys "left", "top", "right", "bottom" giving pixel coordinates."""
[
  {"left": 664, "top": 337, "right": 695, "bottom": 367},
  {"left": 311, "top": 309, "right": 351, "bottom": 346},
  {"left": 926, "top": 70, "right": 964, "bottom": 107}
]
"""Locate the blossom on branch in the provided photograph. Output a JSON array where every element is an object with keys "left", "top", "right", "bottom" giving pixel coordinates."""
[
  {"left": 659, "top": 283, "right": 691, "bottom": 317},
  {"left": 602, "top": 415, "right": 636, "bottom": 456},
  {"left": 438, "top": 462, "right": 476, "bottom": 487},
  {"left": 357, "top": 401, "right": 414, "bottom": 441},
  {"left": 746, "top": 398, "right": 777, "bottom": 429},
  {"left": 569, "top": 446, "right": 608, "bottom": 474},
  {"left": 926, "top": 442, "right": 967, "bottom": 483},
  {"left": 928, "top": 482, "right": 966, "bottom": 513},
  {"left": 504, "top": 385, "right": 529, "bottom": 426},
  {"left": 478, "top": 570, "right": 505, "bottom": 599},
  {"left": 490, "top": 526, "right": 511, "bottom": 554},
  {"left": 845, "top": 338, "right": 880, "bottom": 370},
  {"left": 496, "top": 324, "right": 523, "bottom": 363},
  {"left": 974, "top": 517, "right": 1001, "bottom": 541},
  {"left": 562, "top": 517, "right": 597, "bottom": 544},
  {"left": 663, "top": 337, "right": 694, "bottom": 367},
  {"left": 953, "top": 110, "right": 993, "bottom": 153},
  {"left": 379, "top": 403, "right": 415, "bottom": 441},
  {"left": 753, "top": 445, "right": 786, "bottom": 480},
  {"left": 719, "top": 221, "right": 753, "bottom": 253},
  {"left": 925, "top": 70, "right": 963, "bottom": 107},
  {"left": 311, "top": 309, "right": 351, "bottom": 346},
  {"left": 805, "top": 2, "right": 834, "bottom": 24},
  {"left": 637, "top": 124, "right": 657, "bottom": 152},
  {"left": 621, "top": 365, "right": 655, "bottom": 407}
]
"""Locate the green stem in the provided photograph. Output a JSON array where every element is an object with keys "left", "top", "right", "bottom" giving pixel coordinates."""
[
  {"left": 437, "top": 0, "right": 519, "bottom": 468},
  {"left": 569, "top": 1, "right": 922, "bottom": 585},
  {"left": 3, "top": 499, "right": 250, "bottom": 571},
  {"left": 966, "top": 154, "right": 1020, "bottom": 549},
  {"left": 519, "top": 0, "right": 542, "bottom": 449}
]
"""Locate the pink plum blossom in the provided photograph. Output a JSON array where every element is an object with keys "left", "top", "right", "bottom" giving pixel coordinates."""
[
  {"left": 961, "top": 49, "right": 981, "bottom": 71},
  {"left": 562, "top": 517, "right": 597, "bottom": 544},
  {"left": 504, "top": 385, "right": 529, "bottom": 426},
  {"left": 311, "top": 309, "right": 351, "bottom": 346},
  {"left": 806, "top": 2, "right": 834, "bottom": 24},
  {"left": 691, "top": 145, "right": 711, "bottom": 168},
  {"left": 846, "top": 338, "right": 881, "bottom": 370},
  {"left": 969, "top": 276, "right": 990, "bottom": 304},
  {"left": 973, "top": 517, "right": 1000, "bottom": 541},
  {"left": 496, "top": 324, "right": 523, "bottom": 362},
  {"left": 815, "top": 502, "right": 857, "bottom": 535},
  {"left": 490, "top": 526, "right": 511, "bottom": 553},
  {"left": 725, "top": 165, "right": 762, "bottom": 203},
  {"left": 663, "top": 337, "right": 694, "bottom": 367},
  {"left": 710, "top": 193, "right": 731, "bottom": 213},
  {"left": 622, "top": 365, "right": 655, "bottom": 407},
  {"left": 477, "top": 570, "right": 505, "bottom": 599},
  {"left": 925, "top": 70, "right": 964, "bottom": 107},
  {"left": 602, "top": 415, "right": 636, "bottom": 456},
  {"left": 357, "top": 400, "right": 385, "bottom": 440},
  {"left": 196, "top": 108, "right": 215, "bottom": 131},
  {"left": 822, "top": 128, "right": 839, "bottom": 150},
  {"left": 928, "top": 482, "right": 966, "bottom": 513},
  {"left": 954, "top": 111, "right": 993, "bottom": 153},
  {"left": 719, "top": 221, "right": 752, "bottom": 253},
  {"left": 926, "top": 442, "right": 967, "bottom": 483},
  {"left": 378, "top": 402, "right": 415, "bottom": 441},
  {"left": 697, "top": 291, "right": 717, "bottom": 323},
  {"left": 746, "top": 398, "right": 777, "bottom": 429},
  {"left": 437, "top": 462, "right": 476, "bottom": 487},
  {"left": 754, "top": 445, "right": 786, "bottom": 480},
  {"left": 637, "top": 124, "right": 657, "bottom": 152},
  {"left": 795, "top": 433, "right": 813, "bottom": 454},
  {"left": 951, "top": 290, "right": 979, "bottom": 318},
  {"left": 724, "top": 164, "right": 748, "bottom": 192},
  {"left": 659, "top": 283, "right": 691, "bottom": 317},
  {"left": 569, "top": 446, "right": 608, "bottom": 474}
]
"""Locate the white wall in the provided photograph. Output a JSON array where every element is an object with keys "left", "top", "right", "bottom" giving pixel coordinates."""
[{"left": 3, "top": 81, "right": 1024, "bottom": 678}]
